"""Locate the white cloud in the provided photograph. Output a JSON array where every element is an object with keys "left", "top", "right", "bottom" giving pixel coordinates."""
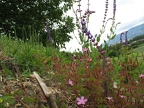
[{"left": 116, "top": 0, "right": 144, "bottom": 33}]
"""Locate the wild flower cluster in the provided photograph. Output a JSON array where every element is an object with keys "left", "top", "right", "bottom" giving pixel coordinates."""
[
  {"left": 51, "top": 0, "right": 144, "bottom": 107},
  {"left": 0, "top": 0, "right": 144, "bottom": 108}
]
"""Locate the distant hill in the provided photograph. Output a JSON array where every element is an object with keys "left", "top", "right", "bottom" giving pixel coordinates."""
[{"left": 108, "top": 23, "right": 144, "bottom": 45}]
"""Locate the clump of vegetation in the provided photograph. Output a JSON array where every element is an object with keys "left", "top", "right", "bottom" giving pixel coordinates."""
[{"left": 0, "top": 0, "right": 144, "bottom": 108}]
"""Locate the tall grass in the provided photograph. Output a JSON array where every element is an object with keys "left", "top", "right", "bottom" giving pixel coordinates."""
[{"left": 0, "top": 34, "right": 71, "bottom": 75}]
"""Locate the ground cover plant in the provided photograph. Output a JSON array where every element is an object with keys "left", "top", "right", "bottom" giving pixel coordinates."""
[{"left": 0, "top": 0, "right": 144, "bottom": 108}]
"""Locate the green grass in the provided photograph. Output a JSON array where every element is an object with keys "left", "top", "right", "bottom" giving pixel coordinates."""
[
  {"left": 0, "top": 34, "right": 72, "bottom": 75},
  {"left": 132, "top": 42, "right": 144, "bottom": 53},
  {"left": 133, "top": 45, "right": 144, "bottom": 53},
  {"left": 138, "top": 43, "right": 144, "bottom": 47}
]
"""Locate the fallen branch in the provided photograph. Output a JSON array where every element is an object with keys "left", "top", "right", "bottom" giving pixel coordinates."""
[{"left": 32, "top": 71, "right": 58, "bottom": 108}]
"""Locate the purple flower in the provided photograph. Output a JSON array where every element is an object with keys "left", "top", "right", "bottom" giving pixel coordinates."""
[
  {"left": 113, "top": 0, "right": 116, "bottom": 18},
  {"left": 82, "top": 27, "right": 88, "bottom": 33},
  {"left": 86, "top": 10, "right": 95, "bottom": 14},
  {"left": 93, "top": 42, "right": 98, "bottom": 46},
  {"left": 139, "top": 74, "right": 144, "bottom": 78},
  {"left": 68, "top": 79, "right": 73, "bottom": 86},
  {"left": 81, "top": 20, "right": 86, "bottom": 25},
  {"left": 91, "top": 38, "right": 95, "bottom": 42},
  {"left": 76, "top": 96, "right": 88, "bottom": 105},
  {"left": 87, "top": 33, "right": 93, "bottom": 39},
  {"left": 125, "top": 31, "right": 128, "bottom": 46},
  {"left": 86, "top": 31, "right": 90, "bottom": 36}
]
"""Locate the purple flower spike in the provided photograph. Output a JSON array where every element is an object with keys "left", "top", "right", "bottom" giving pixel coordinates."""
[
  {"left": 86, "top": 31, "right": 90, "bottom": 36},
  {"left": 76, "top": 96, "right": 88, "bottom": 105},
  {"left": 82, "top": 28, "right": 88, "bottom": 33},
  {"left": 94, "top": 42, "right": 98, "bottom": 46},
  {"left": 88, "top": 33, "right": 93, "bottom": 39},
  {"left": 82, "top": 25, "right": 86, "bottom": 30},
  {"left": 125, "top": 31, "right": 128, "bottom": 46},
  {"left": 81, "top": 20, "right": 86, "bottom": 25},
  {"left": 91, "top": 38, "right": 95, "bottom": 42}
]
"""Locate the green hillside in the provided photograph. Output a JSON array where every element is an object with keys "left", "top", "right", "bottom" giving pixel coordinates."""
[{"left": 133, "top": 45, "right": 144, "bottom": 53}]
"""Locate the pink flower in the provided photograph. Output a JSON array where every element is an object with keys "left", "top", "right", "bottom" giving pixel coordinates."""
[
  {"left": 139, "top": 74, "right": 144, "bottom": 78},
  {"left": 119, "top": 95, "right": 125, "bottom": 98},
  {"left": 82, "top": 48, "right": 88, "bottom": 52},
  {"left": 76, "top": 96, "right": 88, "bottom": 105},
  {"left": 68, "top": 79, "right": 73, "bottom": 86},
  {"left": 107, "top": 97, "right": 113, "bottom": 101}
]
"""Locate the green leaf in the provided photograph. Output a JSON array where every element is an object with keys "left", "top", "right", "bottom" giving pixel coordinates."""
[
  {"left": 107, "top": 34, "right": 116, "bottom": 40},
  {"left": 22, "top": 96, "right": 36, "bottom": 103},
  {"left": 104, "top": 40, "right": 108, "bottom": 49},
  {"left": 2, "top": 65, "right": 14, "bottom": 78},
  {"left": 13, "top": 90, "right": 23, "bottom": 96},
  {"left": 104, "top": 40, "right": 107, "bottom": 43},
  {"left": 111, "top": 34, "right": 116, "bottom": 40},
  {"left": 90, "top": 42, "right": 93, "bottom": 51},
  {"left": 1, "top": 95, "right": 14, "bottom": 102},
  {"left": 100, "top": 29, "right": 103, "bottom": 34},
  {"left": 110, "top": 27, "right": 113, "bottom": 33},
  {"left": 0, "top": 98, "right": 3, "bottom": 103},
  {"left": 21, "top": 70, "right": 31, "bottom": 78},
  {"left": 107, "top": 34, "right": 110, "bottom": 39},
  {"left": 97, "top": 35, "right": 101, "bottom": 42},
  {"left": 79, "top": 33, "right": 84, "bottom": 43}
]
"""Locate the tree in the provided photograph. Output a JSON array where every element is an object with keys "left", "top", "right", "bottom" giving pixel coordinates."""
[{"left": 0, "top": 0, "right": 74, "bottom": 48}]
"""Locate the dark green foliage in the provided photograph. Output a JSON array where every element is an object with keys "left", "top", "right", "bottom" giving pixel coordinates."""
[
  {"left": 108, "top": 50, "right": 117, "bottom": 57},
  {"left": 105, "top": 34, "right": 144, "bottom": 57},
  {"left": 0, "top": 0, "right": 75, "bottom": 48},
  {"left": 130, "top": 43, "right": 138, "bottom": 49},
  {"left": 128, "top": 34, "right": 144, "bottom": 43}
]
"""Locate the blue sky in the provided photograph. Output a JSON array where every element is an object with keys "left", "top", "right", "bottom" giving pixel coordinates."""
[{"left": 62, "top": 0, "right": 144, "bottom": 52}]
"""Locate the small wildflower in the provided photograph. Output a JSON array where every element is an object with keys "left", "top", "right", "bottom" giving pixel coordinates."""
[
  {"left": 119, "top": 95, "right": 125, "bottom": 99},
  {"left": 88, "top": 33, "right": 93, "bottom": 39},
  {"left": 107, "top": 97, "right": 113, "bottom": 101},
  {"left": 68, "top": 79, "right": 73, "bottom": 86},
  {"left": 81, "top": 20, "right": 86, "bottom": 25},
  {"left": 93, "top": 42, "right": 98, "bottom": 46},
  {"left": 82, "top": 48, "right": 88, "bottom": 52},
  {"left": 113, "top": 82, "right": 117, "bottom": 88},
  {"left": 135, "top": 81, "right": 139, "bottom": 84},
  {"left": 76, "top": 96, "right": 88, "bottom": 105},
  {"left": 86, "top": 31, "right": 90, "bottom": 36},
  {"left": 139, "top": 74, "right": 144, "bottom": 78},
  {"left": 107, "top": 61, "right": 111, "bottom": 65},
  {"left": 87, "top": 57, "right": 92, "bottom": 62},
  {"left": 106, "top": 57, "right": 110, "bottom": 61}
]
